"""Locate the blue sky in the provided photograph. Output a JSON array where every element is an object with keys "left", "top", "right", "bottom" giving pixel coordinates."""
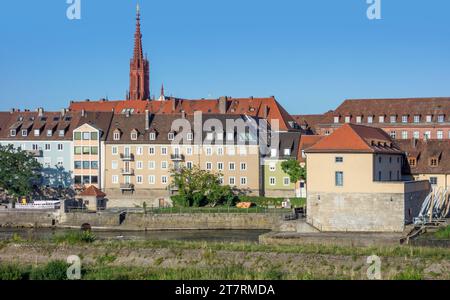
[{"left": 0, "top": 0, "right": 449, "bottom": 114}]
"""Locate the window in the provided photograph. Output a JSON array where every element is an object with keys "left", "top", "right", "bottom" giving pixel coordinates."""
[
  {"left": 397, "top": 170, "right": 400, "bottom": 181},
  {"left": 83, "top": 161, "right": 90, "bottom": 169},
  {"left": 269, "top": 177, "right": 276, "bottom": 186},
  {"left": 379, "top": 116, "right": 385, "bottom": 123},
  {"left": 240, "top": 163, "right": 247, "bottom": 171},
  {"left": 58, "top": 130, "right": 65, "bottom": 137},
  {"left": 217, "top": 162, "right": 224, "bottom": 171},
  {"left": 438, "top": 115, "right": 445, "bottom": 123},
  {"left": 426, "top": 115, "right": 432, "bottom": 123},
  {"left": 90, "top": 176, "right": 98, "bottom": 184},
  {"left": 335, "top": 172, "right": 344, "bottom": 187},
  {"left": 229, "top": 177, "right": 236, "bottom": 185},
  {"left": 345, "top": 116, "right": 351, "bottom": 123},
  {"left": 74, "top": 132, "right": 81, "bottom": 140},
  {"left": 227, "top": 147, "right": 235, "bottom": 156},
  {"left": 91, "top": 132, "right": 98, "bottom": 140},
  {"left": 284, "top": 149, "right": 291, "bottom": 156},
  {"left": 136, "top": 175, "right": 143, "bottom": 185},
  {"left": 148, "top": 175, "right": 155, "bottom": 185},
  {"left": 409, "top": 158, "right": 416, "bottom": 167},
  {"left": 206, "top": 132, "right": 214, "bottom": 141},
  {"left": 58, "top": 144, "right": 63, "bottom": 151},
  {"left": 218, "top": 177, "right": 224, "bottom": 185},
  {"left": 161, "top": 161, "right": 168, "bottom": 169},
  {"left": 91, "top": 161, "right": 98, "bottom": 170},
  {"left": 269, "top": 163, "right": 276, "bottom": 172},
  {"left": 161, "top": 176, "right": 168, "bottom": 185},
  {"left": 356, "top": 116, "right": 362, "bottom": 124},
  {"left": 91, "top": 147, "right": 98, "bottom": 155},
  {"left": 32, "top": 144, "right": 38, "bottom": 151},
  {"left": 379, "top": 156, "right": 382, "bottom": 163},
  {"left": 186, "top": 147, "right": 193, "bottom": 156},
  {"left": 112, "top": 175, "right": 119, "bottom": 184},
  {"left": 367, "top": 116, "right": 373, "bottom": 124},
  {"left": 206, "top": 162, "right": 212, "bottom": 170},
  {"left": 113, "top": 132, "right": 120, "bottom": 141},
  {"left": 335, "top": 157, "right": 343, "bottom": 163},
  {"left": 74, "top": 147, "right": 82, "bottom": 155},
  {"left": 205, "top": 147, "right": 212, "bottom": 156},
  {"left": 112, "top": 146, "right": 118, "bottom": 155},
  {"left": 148, "top": 161, "right": 155, "bottom": 170},
  {"left": 187, "top": 132, "right": 193, "bottom": 141},
  {"left": 229, "top": 162, "right": 236, "bottom": 171},
  {"left": 430, "top": 158, "right": 438, "bottom": 167},
  {"left": 10, "top": 129, "right": 16, "bottom": 137},
  {"left": 217, "top": 133, "right": 224, "bottom": 141},
  {"left": 149, "top": 147, "right": 155, "bottom": 155},
  {"left": 82, "top": 146, "right": 90, "bottom": 154},
  {"left": 390, "top": 115, "right": 397, "bottom": 123},
  {"left": 414, "top": 115, "right": 420, "bottom": 123},
  {"left": 136, "top": 161, "right": 143, "bottom": 170},
  {"left": 112, "top": 161, "right": 118, "bottom": 170},
  {"left": 186, "top": 162, "right": 193, "bottom": 169},
  {"left": 413, "top": 131, "right": 420, "bottom": 139},
  {"left": 402, "top": 131, "right": 408, "bottom": 139},
  {"left": 74, "top": 161, "right": 82, "bottom": 169},
  {"left": 389, "top": 171, "right": 392, "bottom": 181},
  {"left": 136, "top": 147, "right": 143, "bottom": 156},
  {"left": 161, "top": 147, "right": 168, "bottom": 155},
  {"left": 437, "top": 131, "right": 443, "bottom": 140},
  {"left": 402, "top": 115, "right": 408, "bottom": 123},
  {"left": 283, "top": 177, "right": 290, "bottom": 186},
  {"left": 168, "top": 133, "right": 175, "bottom": 141},
  {"left": 390, "top": 131, "right": 396, "bottom": 139},
  {"left": 227, "top": 132, "right": 234, "bottom": 141},
  {"left": 430, "top": 177, "right": 438, "bottom": 185},
  {"left": 217, "top": 147, "right": 224, "bottom": 156},
  {"left": 240, "top": 177, "right": 247, "bottom": 186},
  {"left": 45, "top": 144, "right": 51, "bottom": 151},
  {"left": 34, "top": 129, "right": 40, "bottom": 136},
  {"left": 83, "top": 132, "right": 90, "bottom": 140},
  {"left": 22, "top": 129, "right": 28, "bottom": 137},
  {"left": 47, "top": 130, "right": 53, "bottom": 137},
  {"left": 334, "top": 116, "right": 340, "bottom": 124},
  {"left": 149, "top": 132, "right": 156, "bottom": 140},
  {"left": 424, "top": 131, "right": 431, "bottom": 140},
  {"left": 270, "top": 149, "right": 277, "bottom": 158}
]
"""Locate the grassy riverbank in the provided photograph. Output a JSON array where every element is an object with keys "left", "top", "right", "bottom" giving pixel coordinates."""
[{"left": 0, "top": 235, "right": 449, "bottom": 280}]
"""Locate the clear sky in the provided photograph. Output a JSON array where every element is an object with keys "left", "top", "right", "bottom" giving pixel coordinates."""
[{"left": 0, "top": 0, "right": 449, "bottom": 114}]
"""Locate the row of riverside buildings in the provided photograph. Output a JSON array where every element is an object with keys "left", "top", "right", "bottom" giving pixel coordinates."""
[{"left": 0, "top": 5, "right": 449, "bottom": 231}]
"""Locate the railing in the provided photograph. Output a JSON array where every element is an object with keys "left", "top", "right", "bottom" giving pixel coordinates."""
[
  {"left": 121, "top": 168, "right": 135, "bottom": 175},
  {"left": 120, "top": 153, "right": 135, "bottom": 161},
  {"left": 120, "top": 183, "right": 135, "bottom": 190},
  {"left": 170, "top": 154, "right": 185, "bottom": 161},
  {"left": 118, "top": 206, "right": 292, "bottom": 215}
]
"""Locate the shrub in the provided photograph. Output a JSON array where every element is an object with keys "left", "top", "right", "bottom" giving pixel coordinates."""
[
  {"left": 0, "top": 264, "right": 28, "bottom": 280},
  {"left": 53, "top": 231, "right": 96, "bottom": 245},
  {"left": 29, "top": 261, "right": 69, "bottom": 280}
]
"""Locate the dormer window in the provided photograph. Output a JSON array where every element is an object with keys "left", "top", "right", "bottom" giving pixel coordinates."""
[
  {"left": 390, "top": 115, "right": 397, "bottom": 123},
  {"left": 168, "top": 132, "right": 175, "bottom": 141},
  {"left": 131, "top": 131, "right": 138, "bottom": 141},
  {"left": 47, "top": 130, "right": 53, "bottom": 137},
  {"left": 430, "top": 158, "right": 438, "bottom": 167},
  {"left": 284, "top": 149, "right": 291, "bottom": 156},
  {"left": 334, "top": 116, "right": 340, "bottom": 124},
  {"left": 356, "top": 116, "right": 362, "bottom": 124},
  {"left": 379, "top": 116, "right": 385, "bottom": 123},
  {"left": 113, "top": 131, "right": 121, "bottom": 141},
  {"left": 10, "top": 129, "right": 16, "bottom": 137},
  {"left": 22, "top": 129, "right": 28, "bottom": 137},
  {"left": 187, "top": 133, "right": 193, "bottom": 141},
  {"left": 59, "top": 130, "right": 65, "bottom": 137},
  {"left": 438, "top": 115, "right": 445, "bottom": 123},
  {"left": 409, "top": 158, "right": 416, "bottom": 167},
  {"left": 414, "top": 115, "right": 420, "bottom": 123},
  {"left": 345, "top": 116, "right": 351, "bottom": 123},
  {"left": 149, "top": 132, "right": 156, "bottom": 141},
  {"left": 367, "top": 116, "right": 373, "bottom": 124},
  {"left": 402, "top": 115, "right": 408, "bottom": 123},
  {"left": 426, "top": 115, "right": 432, "bottom": 123},
  {"left": 34, "top": 129, "right": 40, "bottom": 137}
]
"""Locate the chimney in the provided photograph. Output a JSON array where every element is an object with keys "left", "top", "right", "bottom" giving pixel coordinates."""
[
  {"left": 263, "top": 105, "right": 270, "bottom": 119},
  {"left": 172, "top": 99, "right": 177, "bottom": 112},
  {"left": 145, "top": 110, "right": 149, "bottom": 131},
  {"left": 37, "top": 107, "right": 44, "bottom": 117},
  {"left": 181, "top": 110, "right": 186, "bottom": 119},
  {"left": 81, "top": 109, "right": 85, "bottom": 117},
  {"left": 61, "top": 108, "right": 67, "bottom": 117},
  {"left": 219, "top": 96, "right": 227, "bottom": 114}
]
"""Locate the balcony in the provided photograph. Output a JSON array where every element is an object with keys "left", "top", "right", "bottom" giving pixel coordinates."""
[
  {"left": 121, "top": 168, "right": 135, "bottom": 175},
  {"left": 120, "top": 183, "right": 135, "bottom": 191},
  {"left": 170, "top": 154, "right": 185, "bottom": 161},
  {"left": 120, "top": 153, "right": 135, "bottom": 161},
  {"left": 28, "top": 150, "right": 43, "bottom": 157}
]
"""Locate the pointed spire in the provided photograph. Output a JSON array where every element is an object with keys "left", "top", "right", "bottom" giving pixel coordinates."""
[
  {"left": 159, "top": 83, "right": 166, "bottom": 101},
  {"left": 133, "top": 3, "right": 143, "bottom": 62}
]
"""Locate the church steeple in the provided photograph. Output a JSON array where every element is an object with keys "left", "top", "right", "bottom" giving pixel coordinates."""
[{"left": 129, "top": 3, "right": 150, "bottom": 101}]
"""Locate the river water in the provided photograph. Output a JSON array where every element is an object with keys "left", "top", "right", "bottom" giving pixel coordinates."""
[{"left": 0, "top": 228, "right": 269, "bottom": 243}]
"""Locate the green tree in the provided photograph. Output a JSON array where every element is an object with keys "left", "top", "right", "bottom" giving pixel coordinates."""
[
  {"left": 171, "top": 166, "right": 236, "bottom": 207},
  {"left": 281, "top": 159, "right": 306, "bottom": 184},
  {"left": 0, "top": 145, "right": 42, "bottom": 202}
]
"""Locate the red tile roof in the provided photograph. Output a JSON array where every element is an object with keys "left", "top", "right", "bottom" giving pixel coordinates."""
[
  {"left": 79, "top": 185, "right": 106, "bottom": 197},
  {"left": 297, "top": 135, "right": 324, "bottom": 161},
  {"left": 292, "top": 114, "right": 326, "bottom": 134},
  {"left": 306, "top": 124, "right": 403, "bottom": 154},
  {"left": 68, "top": 97, "right": 298, "bottom": 131}
]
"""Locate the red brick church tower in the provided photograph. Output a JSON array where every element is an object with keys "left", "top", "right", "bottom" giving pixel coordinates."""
[{"left": 128, "top": 4, "right": 150, "bottom": 101}]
